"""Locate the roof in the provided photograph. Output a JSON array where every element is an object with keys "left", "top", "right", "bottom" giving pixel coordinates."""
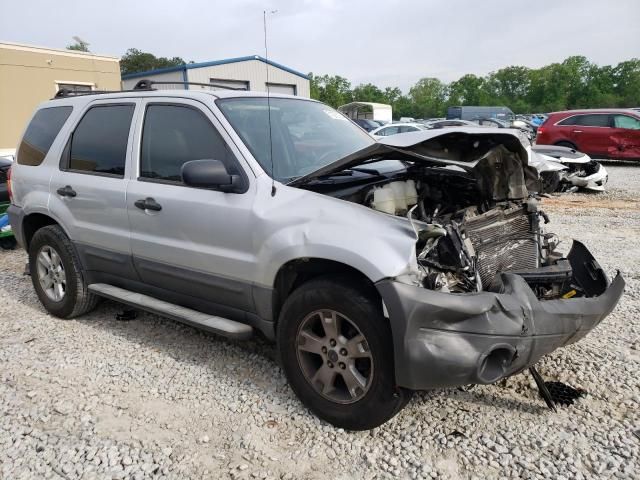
[
  {"left": 0, "top": 41, "right": 119, "bottom": 61},
  {"left": 549, "top": 108, "right": 639, "bottom": 115},
  {"left": 121, "top": 55, "right": 309, "bottom": 80}
]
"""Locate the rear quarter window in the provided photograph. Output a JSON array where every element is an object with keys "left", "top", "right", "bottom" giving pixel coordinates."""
[{"left": 17, "top": 106, "right": 73, "bottom": 166}]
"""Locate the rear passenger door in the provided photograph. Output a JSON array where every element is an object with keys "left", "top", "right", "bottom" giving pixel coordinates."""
[
  {"left": 126, "top": 98, "right": 256, "bottom": 316},
  {"left": 50, "top": 100, "right": 139, "bottom": 280},
  {"left": 610, "top": 114, "right": 640, "bottom": 159},
  {"left": 566, "top": 114, "right": 611, "bottom": 157}
]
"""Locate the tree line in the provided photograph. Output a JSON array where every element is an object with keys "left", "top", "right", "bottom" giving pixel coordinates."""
[{"left": 310, "top": 56, "right": 640, "bottom": 119}]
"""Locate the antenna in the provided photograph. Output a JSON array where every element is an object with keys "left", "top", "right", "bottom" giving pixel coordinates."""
[{"left": 264, "top": 9, "right": 277, "bottom": 197}]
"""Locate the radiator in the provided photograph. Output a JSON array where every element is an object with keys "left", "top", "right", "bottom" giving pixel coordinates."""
[{"left": 463, "top": 205, "right": 539, "bottom": 288}]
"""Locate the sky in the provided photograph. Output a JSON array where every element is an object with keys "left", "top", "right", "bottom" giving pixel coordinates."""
[{"left": 2, "top": 0, "right": 639, "bottom": 92}]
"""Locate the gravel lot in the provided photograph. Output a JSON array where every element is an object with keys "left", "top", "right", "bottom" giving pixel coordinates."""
[{"left": 1, "top": 163, "right": 639, "bottom": 480}]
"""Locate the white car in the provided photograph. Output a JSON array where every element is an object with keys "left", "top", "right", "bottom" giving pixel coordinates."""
[
  {"left": 521, "top": 136, "right": 607, "bottom": 194},
  {"left": 370, "top": 122, "right": 428, "bottom": 140},
  {"left": 531, "top": 145, "right": 608, "bottom": 192}
]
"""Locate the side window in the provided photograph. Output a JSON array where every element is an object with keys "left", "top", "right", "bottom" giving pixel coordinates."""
[
  {"left": 66, "top": 104, "right": 135, "bottom": 176},
  {"left": 17, "top": 106, "right": 73, "bottom": 166},
  {"left": 613, "top": 115, "right": 640, "bottom": 130},
  {"left": 140, "top": 104, "right": 238, "bottom": 182},
  {"left": 382, "top": 126, "right": 400, "bottom": 136},
  {"left": 573, "top": 114, "right": 610, "bottom": 127},
  {"left": 557, "top": 116, "right": 577, "bottom": 126}
]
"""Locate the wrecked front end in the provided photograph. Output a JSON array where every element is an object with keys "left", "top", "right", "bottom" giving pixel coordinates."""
[{"left": 297, "top": 128, "right": 624, "bottom": 390}]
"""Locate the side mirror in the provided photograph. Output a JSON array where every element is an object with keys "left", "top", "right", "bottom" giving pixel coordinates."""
[{"left": 181, "top": 159, "right": 242, "bottom": 193}]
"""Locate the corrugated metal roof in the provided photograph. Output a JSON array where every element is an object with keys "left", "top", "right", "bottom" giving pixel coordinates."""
[{"left": 121, "top": 55, "right": 309, "bottom": 80}]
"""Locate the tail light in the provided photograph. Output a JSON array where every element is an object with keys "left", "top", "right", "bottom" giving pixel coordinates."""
[
  {"left": 537, "top": 127, "right": 544, "bottom": 135},
  {"left": 7, "top": 166, "right": 13, "bottom": 203}
]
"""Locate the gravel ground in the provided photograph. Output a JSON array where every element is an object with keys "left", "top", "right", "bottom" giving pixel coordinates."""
[{"left": 1, "top": 164, "right": 639, "bottom": 480}]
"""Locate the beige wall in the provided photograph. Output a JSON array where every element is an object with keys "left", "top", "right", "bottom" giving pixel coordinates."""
[{"left": 0, "top": 43, "right": 121, "bottom": 150}]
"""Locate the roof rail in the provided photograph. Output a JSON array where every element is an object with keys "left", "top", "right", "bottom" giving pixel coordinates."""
[
  {"left": 53, "top": 88, "right": 119, "bottom": 99},
  {"left": 51, "top": 78, "right": 247, "bottom": 100},
  {"left": 133, "top": 79, "right": 247, "bottom": 91}
]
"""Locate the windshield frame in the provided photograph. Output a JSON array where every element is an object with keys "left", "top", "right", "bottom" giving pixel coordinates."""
[{"left": 215, "top": 96, "right": 376, "bottom": 182}]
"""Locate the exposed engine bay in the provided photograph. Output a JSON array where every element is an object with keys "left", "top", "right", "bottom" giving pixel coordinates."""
[{"left": 298, "top": 131, "right": 588, "bottom": 300}]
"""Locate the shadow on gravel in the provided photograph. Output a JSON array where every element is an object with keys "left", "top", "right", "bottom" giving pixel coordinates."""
[
  {"left": 413, "top": 387, "right": 548, "bottom": 415},
  {"left": 73, "top": 298, "right": 281, "bottom": 372}
]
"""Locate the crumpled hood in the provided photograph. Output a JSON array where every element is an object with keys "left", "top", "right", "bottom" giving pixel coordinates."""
[{"left": 289, "top": 127, "right": 540, "bottom": 200}]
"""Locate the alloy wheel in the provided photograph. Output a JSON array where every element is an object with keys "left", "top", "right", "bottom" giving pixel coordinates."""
[
  {"left": 296, "top": 309, "right": 374, "bottom": 404},
  {"left": 36, "top": 245, "right": 67, "bottom": 302}
]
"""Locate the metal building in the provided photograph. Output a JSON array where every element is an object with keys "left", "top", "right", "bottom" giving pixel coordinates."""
[{"left": 121, "top": 55, "right": 310, "bottom": 97}]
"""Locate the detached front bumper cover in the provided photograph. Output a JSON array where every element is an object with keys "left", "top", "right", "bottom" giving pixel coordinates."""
[{"left": 377, "top": 241, "right": 625, "bottom": 390}]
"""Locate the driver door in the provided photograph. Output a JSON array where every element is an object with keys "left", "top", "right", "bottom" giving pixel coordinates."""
[{"left": 126, "top": 97, "right": 257, "bottom": 315}]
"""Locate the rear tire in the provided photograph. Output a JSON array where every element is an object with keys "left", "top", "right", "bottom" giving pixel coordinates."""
[
  {"left": 277, "top": 276, "right": 412, "bottom": 430},
  {"left": 29, "top": 225, "right": 98, "bottom": 318}
]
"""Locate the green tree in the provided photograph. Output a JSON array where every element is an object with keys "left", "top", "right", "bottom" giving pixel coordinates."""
[
  {"left": 409, "top": 78, "right": 448, "bottom": 118},
  {"left": 120, "top": 48, "right": 188, "bottom": 76},
  {"left": 447, "top": 74, "right": 487, "bottom": 106},
  {"left": 352, "top": 83, "right": 386, "bottom": 103},
  {"left": 485, "top": 66, "right": 531, "bottom": 112},
  {"left": 613, "top": 59, "right": 640, "bottom": 107},
  {"left": 67, "top": 38, "right": 89, "bottom": 52},
  {"left": 309, "top": 73, "right": 353, "bottom": 108}
]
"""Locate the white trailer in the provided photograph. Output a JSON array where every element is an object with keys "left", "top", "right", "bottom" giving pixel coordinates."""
[{"left": 338, "top": 102, "right": 393, "bottom": 123}]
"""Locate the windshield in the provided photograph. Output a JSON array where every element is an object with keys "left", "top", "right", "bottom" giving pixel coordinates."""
[{"left": 217, "top": 97, "right": 375, "bottom": 182}]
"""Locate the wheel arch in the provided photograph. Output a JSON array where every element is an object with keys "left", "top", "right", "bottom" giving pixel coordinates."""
[
  {"left": 554, "top": 140, "right": 578, "bottom": 150},
  {"left": 22, "top": 213, "right": 65, "bottom": 250},
  {"left": 270, "top": 258, "right": 381, "bottom": 327}
]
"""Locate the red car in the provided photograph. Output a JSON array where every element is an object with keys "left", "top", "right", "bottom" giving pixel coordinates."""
[{"left": 536, "top": 109, "right": 640, "bottom": 160}]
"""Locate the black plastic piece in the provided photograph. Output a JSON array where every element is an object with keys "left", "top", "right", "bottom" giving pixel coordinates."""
[
  {"left": 567, "top": 240, "right": 609, "bottom": 296},
  {"left": 529, "top": 366, "right": 557, "bottom": 411},
  {"left": 544, "top": 381, "right": 585, "bottom": 406},
  {"left": 133, "top": 79, "right": 246, "bottom": 91},
  {"left": 115, "top": 309, "right": 138, "bottom": 321},
  {"left": 181, "top": 159, "right": 241, "bottom": 192},
  {"left": 134, "top": 197, "right": 162, "bottom": 211},
  {"left": 56, "top": 185, "right": 77, "bottom": 198},
  {"left": 509, "top": 260, "right": 572, "bottom": 285}
]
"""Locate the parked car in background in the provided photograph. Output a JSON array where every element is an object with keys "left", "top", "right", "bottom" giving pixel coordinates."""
[
  {"left": 530, "top": 145, "right": 608, "bottom": 192},
  {"left": 370, "top": 122, "right": 427, "bottom": 139},
  {"left": 425, "top": 119, "right": 478, "bottom": 129},
  {"left": 353, "top": 118, "right": 381, "bottom": 132},
  {"left": 0, "top": 155, "right": 13, "bottom": 202},
  {"left": 447, "top": 106, "right": 514, "bottom": 122},
  {"left": 536, "top": 109, "right": 640, "bottom": 160}
]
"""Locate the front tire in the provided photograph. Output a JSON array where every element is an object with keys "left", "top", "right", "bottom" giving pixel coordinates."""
[
  {"left": 29, "top": 225, "right": 98, "bottom": 318},
  {"left": 277, "top": 277, "right": 411, "bottom": 430}
]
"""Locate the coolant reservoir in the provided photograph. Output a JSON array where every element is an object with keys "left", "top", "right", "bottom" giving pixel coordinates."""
[
  {"left": 390, "top": 182, "right": 408, "bottom": 211},
  {"left": 372, "top": 186, "right": 396, "bottom": 214},
  {"left": 405, "top": 180, "right": 418, "bottom": 206}
]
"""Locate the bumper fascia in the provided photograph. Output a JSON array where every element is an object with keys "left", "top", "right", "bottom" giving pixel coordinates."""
[
  {"left": 377, "top": 247, "right": 624, "bottom": 391},
  {"left": 7, "top": 204, "right": 25, "bottom": 248}
]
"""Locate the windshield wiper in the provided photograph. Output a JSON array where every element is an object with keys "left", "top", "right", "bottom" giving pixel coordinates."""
[{"left": 317, "top": 169, "right": 353, "bottom": 178}]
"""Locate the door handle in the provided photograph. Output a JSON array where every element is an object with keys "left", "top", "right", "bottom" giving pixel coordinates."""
[
  {"left": 572, "top": 130, "right": 583, "bottom": 133},
  {"left": 134, "top": 197, "right": 162, "bottom": 212},
  {"left": 56, "top": 185, "right": 77, "bottom": 197}
]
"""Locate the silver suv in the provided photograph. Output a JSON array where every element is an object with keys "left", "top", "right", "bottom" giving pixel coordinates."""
[{"left": 8, "top": 87, "right": 624, "bottom": 430}]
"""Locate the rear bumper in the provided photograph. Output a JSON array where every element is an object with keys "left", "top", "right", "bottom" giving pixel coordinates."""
[
  {"left": 7, "top": 204, "right": 25, "bottom": 248},
  {"left": 377, "top": 242, "right": 624, "bottom": 390}
]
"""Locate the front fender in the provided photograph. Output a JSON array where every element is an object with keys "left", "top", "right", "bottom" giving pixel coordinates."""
[{"left": 252, "top": 182, "right": 418, "bottom": 287}]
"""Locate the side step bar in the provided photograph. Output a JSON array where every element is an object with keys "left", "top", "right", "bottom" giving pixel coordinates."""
[{"left": 88, "top": 283, "right": 253, "bottom": 340}]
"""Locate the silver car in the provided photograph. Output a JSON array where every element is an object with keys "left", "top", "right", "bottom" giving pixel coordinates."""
[{"left": 8, "top": 88, "right": 624, "bottom": 430}]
